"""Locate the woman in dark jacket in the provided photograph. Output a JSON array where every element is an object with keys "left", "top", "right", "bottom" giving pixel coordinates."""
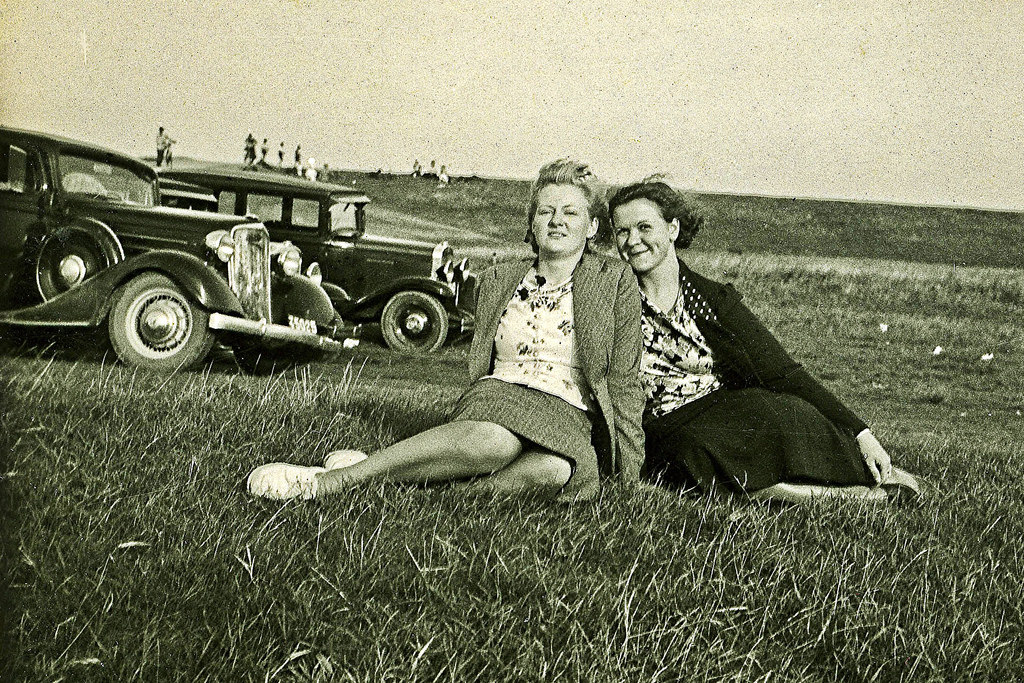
[{"left": 608, "top": 179, "right": 921, "bottom": 503}]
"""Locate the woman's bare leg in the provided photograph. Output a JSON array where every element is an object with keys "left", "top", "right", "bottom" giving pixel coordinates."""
[
  {"left": 316, "top": 421, "right": 523, "bottom": 495},
  {"left": 750, "top": 482, "right": 887, "bottom": 503},
  {"left": 452, "top": 449, "right": 572, "bottom": 499}
]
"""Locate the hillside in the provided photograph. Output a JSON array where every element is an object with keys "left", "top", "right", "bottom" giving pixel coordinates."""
[{"left": 324, "top": 170, "right": 1024, "bottom": 269}]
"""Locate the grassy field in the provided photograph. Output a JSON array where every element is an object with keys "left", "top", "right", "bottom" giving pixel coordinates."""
[
  {"left": 327, "top": 170, "right": 1024, "bottom": 270},
  {"left": 3, "top": 247, "right": 1022, "bottom": 680}
]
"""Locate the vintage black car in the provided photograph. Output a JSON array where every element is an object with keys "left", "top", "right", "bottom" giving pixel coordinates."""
[
  {"left": 0, "top": 126, "right": 349, "bottom": 372},
  {"left": 159, "top": 167, "right": 475, "bottom": 353}
]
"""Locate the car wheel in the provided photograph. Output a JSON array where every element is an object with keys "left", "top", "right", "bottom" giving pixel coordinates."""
[
  {"left": 108, "top": 272, "right": 214, "bottom": 372},
  {"left": 380, "top": 290, "right": 448, "bottom": 353},
  {"left": 36, "top": 229, "right": 121, "bottom": 301}
]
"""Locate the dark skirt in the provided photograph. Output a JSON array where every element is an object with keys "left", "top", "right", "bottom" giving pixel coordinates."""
[
  {"left": 644, "top": 388, "right": 874, "bottom": 494},
  {"left": 451, "top": 378, "right": 599, "bottom": 502}
]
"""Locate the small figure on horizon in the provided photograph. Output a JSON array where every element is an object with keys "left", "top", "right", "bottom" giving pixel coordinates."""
[
  {"left": 278, "top": 142, "right": 285, "bottom": 166},
  {"left": 412, "top": 159, "right": 422, "bottom": 177},
  {"left": 260, "top": 138, "right": 269, "bottom": 165},
  {"left": 294, "top": 144, "right": 302, "bottom": 175},
  {"left": 243, "top": 132, "right": 257, "bottom": 166},
  {"left": 164, "top": 135, "right": 176, "bottom": 167},
  {"left": 424, "top": 159, "right": 437, "bottom": 179},
  {"left": 438, "top": 164, "right": 450, "bottom": 186},
  {"left": 155, "top": 127, "right": 173, "bottom": 167},
  {"left": 306, "top": 158, "right": 318, "bottom": 182}
]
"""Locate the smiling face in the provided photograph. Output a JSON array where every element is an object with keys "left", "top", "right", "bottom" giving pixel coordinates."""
[
  {"left": 530, "top": 184, "right": 598, "bottom": 260},
  {"left": 613, "top": 198, "right": 679, "bottom": 276}
]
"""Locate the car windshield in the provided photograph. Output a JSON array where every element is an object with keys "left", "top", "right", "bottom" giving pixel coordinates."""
[
  {"left": 329, "top": 199, "right": 360, "bottom": 235},
  {"left": 59, "top": 152, "right": 155, "bottom": 206}
]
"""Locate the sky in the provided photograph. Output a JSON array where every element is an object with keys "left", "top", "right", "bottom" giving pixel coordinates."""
[{"left": 2, "top": 0, "right": 1023, "bottom": 210}]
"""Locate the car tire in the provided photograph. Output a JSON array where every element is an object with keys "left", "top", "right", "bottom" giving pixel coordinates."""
[
  {"left": 108, "top": 272, "right": 214, "bottom": 372},
  {"left": 380, "top": 290, "right": 448, "bottom": 353},
  {"left": 36, "top": 228, "right": 121, "bottom": 301}
]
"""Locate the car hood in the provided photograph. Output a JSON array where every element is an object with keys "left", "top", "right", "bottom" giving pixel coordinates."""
[
  {"left": 355, "top": 232, "right": 446, "bottom": 254},
  {"left": 66, "top": 198, "right": 255, "bottom": 230}
]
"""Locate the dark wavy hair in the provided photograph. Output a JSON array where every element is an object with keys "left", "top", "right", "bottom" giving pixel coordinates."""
[
  {"left": 607, "top": 178, "right": 705, "bottom": 249},
  {"left": 524, "top": 159, "right": 605, "bottom": 252}
]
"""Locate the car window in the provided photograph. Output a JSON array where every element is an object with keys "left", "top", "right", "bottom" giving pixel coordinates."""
[
  {"left": 218, "top": 190, "right": 237, "bottom": 215},
  {"left": 247, "top": 193, "right": 283, "bottom": 222},
  {"left": 292, "top": 198, "right": 320, "bottom": 228},
  {"left": 0, "top": 143, "right": 40, "bottom": 194},
  {"left": 59, "top": 152, "right": 154, "bottom": 206},
  {"left": 329, "top": 201, "right": 359, "bottom": 234}
]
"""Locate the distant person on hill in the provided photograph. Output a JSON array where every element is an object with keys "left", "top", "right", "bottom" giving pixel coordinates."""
[
  {"left": 243, "top": 132, "right": 257, "bottom": 166},
  {"left": 260, "top": 138, "right": 269, "bottom": 164},
  {"left": 278, "top": 142, "right": 285, "bottom": 166},
  {"left": 438, "top": 164, "right": 450, "bottom": 186},
  {"left": 294, "top": 144, "right": 302, "bottom": 175},
  {"left": 412, "top": 159, "right": 422, "bottom": 177},
  {"left": 248, "top": 159, "right": 645, "bottom": 502},
  {"left": 424, "top": 159, "right": 437, "bottom": 179},
  {"left": 155, "top": 127, "right": 170, "bottom": 167},
  {"left": 608, "top": 178, "right": 923, "bottom": 503},
  {"left": 163, "top": 135, "right": 176, "bottom": 168}
]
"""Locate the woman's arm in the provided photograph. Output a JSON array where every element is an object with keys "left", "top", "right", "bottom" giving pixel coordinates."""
[
  {"left": 607, "top": 266, "right": 646, "bottom": 481},
  {"left": 716, "top": 290, "right": 869, "bottom": 436}
]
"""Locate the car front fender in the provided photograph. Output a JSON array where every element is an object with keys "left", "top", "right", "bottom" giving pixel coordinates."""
[
  {"left": 0, "top": 251, "right": 244, "bottom": 328},
  {"left": 273, "top": 274, "right": 341, "bottom": 328},
  {"left": 339, "top": 277, "right": 456, "bottom": 321}
]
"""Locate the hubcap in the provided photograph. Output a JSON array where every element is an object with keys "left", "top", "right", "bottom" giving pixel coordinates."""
[
  {"left": 403, "top": 311, "right": 429, "bottom": 334},
  {"left": 58, "top": 255, "right": 87, "bottom": 286},
  {"left": 132, "top": 295, "right": 190, "bottom": 353}
]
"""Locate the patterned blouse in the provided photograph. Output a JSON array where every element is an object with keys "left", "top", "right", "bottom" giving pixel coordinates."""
[
  {"left": 485, "top": 267, "right": 593, "bottom": 411},
  {"left": 639, "top": 271, "right": 723, "bottom": 419}
]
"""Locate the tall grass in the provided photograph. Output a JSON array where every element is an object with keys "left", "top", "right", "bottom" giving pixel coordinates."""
[{"left": 3, "top": 258, "right": 1022, "bottom": 680}]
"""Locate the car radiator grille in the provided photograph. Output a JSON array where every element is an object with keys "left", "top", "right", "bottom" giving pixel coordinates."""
[{"left": 227, "top": 225, "right": 271, "bottom": 321}]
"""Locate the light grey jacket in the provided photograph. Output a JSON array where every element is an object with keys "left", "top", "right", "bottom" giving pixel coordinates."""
[{"left": 467, "top": 253, "right": 645, "bottom": 482}]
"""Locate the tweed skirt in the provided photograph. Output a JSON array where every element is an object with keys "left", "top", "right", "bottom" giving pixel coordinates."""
[
  {"left": 644, "top": 387, "right": 874, "bottom": 494},
  {"left": 451, "top": 378, "right": 599, "bottom": 502}
]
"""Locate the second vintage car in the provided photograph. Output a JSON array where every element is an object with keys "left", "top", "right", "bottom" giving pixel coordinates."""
[
  {"left": 160, "top": 167, "right": 475, "bottom": 353},
  {"left": 0, "top": 126, "right": 350, "bottom": 372}
]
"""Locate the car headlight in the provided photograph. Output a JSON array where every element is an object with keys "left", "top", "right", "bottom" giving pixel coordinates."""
[
  {"left": 305, "top": 261, "right": 323, "bottom": 285},
  {"left": 279, "top": 245, "right": 302, "bottom": 276},
  {"left": 455, "top": 257, "right": 472, "bottom": 282},
  {"left": 431, "top": 240, "right": 452, "bottom": 279},
  {"left": 204, "top": 230, "right": 235, "bottom": 262}
]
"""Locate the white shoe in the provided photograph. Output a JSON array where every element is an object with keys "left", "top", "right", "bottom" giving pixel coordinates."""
[
  {"left": 323, "top": 449, "right": 368, "bottom": 470},
  {"left": 247, "top": 463, "right": 325, "bottom": 500},
  {"left": 881, "top": 466, "right": 923, "bottom": 501}
]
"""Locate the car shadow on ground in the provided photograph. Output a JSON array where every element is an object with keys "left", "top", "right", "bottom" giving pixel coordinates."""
[{"left": 0, "top": 322, "right": 471, "bottom": 377}]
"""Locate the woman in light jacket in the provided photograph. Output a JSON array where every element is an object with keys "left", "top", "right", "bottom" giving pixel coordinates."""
[
  {"left": 247, "top": 159, "right": 644, "bottom": 502},
  {"left": 609, "top": 178, "right": 922, "bottom": 503}
]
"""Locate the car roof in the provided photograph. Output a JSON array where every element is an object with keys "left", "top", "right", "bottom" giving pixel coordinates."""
[
  {"left": 160, "top": 166, "right": 371, "bottom": 204},
  {"left": 159, "top": 177, "right": 218, "bottom": 201},
  {"left": 0, "top": 125, "right": 156, "bottom": 178}
]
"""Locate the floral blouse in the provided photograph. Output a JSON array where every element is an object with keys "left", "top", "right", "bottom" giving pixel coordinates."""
[
  {"left": 485, "top": 268, "right": 593, "bottom": 411},
  {"left": 640, "top": 272, "right": 723, "bottom": 419}
]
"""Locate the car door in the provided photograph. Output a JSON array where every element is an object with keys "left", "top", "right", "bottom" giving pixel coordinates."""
[{"left": 0, "top": 138, "right": 48, "bottom": 305}]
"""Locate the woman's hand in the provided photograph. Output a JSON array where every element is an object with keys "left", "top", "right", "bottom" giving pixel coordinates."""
[{"left": 856, "top": 429, "right": 892, "bottom": 484}]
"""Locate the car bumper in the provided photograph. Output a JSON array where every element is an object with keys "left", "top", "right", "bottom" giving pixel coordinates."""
[{"left": 209, "top": 313, "right": 347, "bottom": 351}]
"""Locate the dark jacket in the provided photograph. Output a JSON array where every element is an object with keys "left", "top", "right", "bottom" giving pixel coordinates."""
[
  {"left": 675, "top": 260, "right": 868, "bottom": 436},
  {"left": 469, "top": 253, "right": 646, "bottom": 482}
]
